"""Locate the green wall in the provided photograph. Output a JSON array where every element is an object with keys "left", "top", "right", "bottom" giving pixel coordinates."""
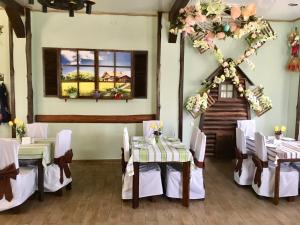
[
  {"left": 31, "top": 12, "right": 157, "bottom": 159},
  {"left": 1, "top": 11, "right": 299, "bottom": 158},
  {"left": 182, "top": 22, "right": 297, "bottom": 145}
]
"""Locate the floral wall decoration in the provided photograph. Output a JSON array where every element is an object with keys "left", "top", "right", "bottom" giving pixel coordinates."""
[
  {"left": 170, "top": 0, "right": 276, "bottom": 118},
  {"left": 287, "top": 28, "right": 300, "bottom": 72}
]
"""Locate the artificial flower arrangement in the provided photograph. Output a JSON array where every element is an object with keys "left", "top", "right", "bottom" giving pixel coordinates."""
[
  {"left": 185, "top": 92, "right": 208, "bottom": 118},
  {"left": 172, "top": 1, "right": 275, "bottom": 118},
  {"left": 287, "top": 28, "right": 300, "bottom": 72},
  {"left": 8, "top": 118, "right": 26, "bottom": 139},
  {"left": 274, "top": 125, "right": 286, "bottom": 140},
  {"left": 151, "top": 121, "right": 163, "bottom": 137}
]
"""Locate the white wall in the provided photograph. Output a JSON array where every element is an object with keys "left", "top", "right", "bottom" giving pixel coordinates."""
[{"left": 31, "top": 12, "right": 157, "bottom": 159}]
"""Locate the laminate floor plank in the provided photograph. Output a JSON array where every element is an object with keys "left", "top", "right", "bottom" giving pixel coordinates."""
[{"left": 1, "top": 159, "right": 300, "bottom": 225}]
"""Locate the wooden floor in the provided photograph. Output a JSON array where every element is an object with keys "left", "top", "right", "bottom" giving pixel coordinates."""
[{"left": 1, "top": 159, "right": 300, "bottom": 225}]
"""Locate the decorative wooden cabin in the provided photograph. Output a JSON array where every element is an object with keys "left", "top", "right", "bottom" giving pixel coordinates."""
[{"left": 199, "top": 65, "right": 254, "bottom": 158}]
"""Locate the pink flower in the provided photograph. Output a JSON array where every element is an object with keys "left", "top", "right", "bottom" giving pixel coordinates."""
[
  {"left": 185, "top": 16, "right": 196, "bottom": 26},
  {"left": 185, "top": 26, "right": 195, "bottom": 34},
  {"left": 217, "top": 32, "right": 226, "bottom": 39},
  {"left": 231, "top": 5, "right": 241, "bottom": 20},
  {"left": 179, "top": 8, "right": 185, "bottom": 14},
  {"left": 195, "top": 15, "right": 206, "bottom": 23},
  {"left": 230, "top": 23, "right": 238, "bottom": 32},
  {"left": 206, "top": 31, "right": 215, "bottom": 40},
  {"left": 242, "top": 3, "right": 256, "bottom": 18}
]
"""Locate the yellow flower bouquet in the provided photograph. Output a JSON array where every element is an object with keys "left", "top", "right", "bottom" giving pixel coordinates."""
[
  {"left": 274, "top": 125, "right": 286, "bottom": 140},
  {"left": 151, "top": 121, "right": 163, "bottom": 142},
  {"left": 9, "top": 118, "right": 26, "bottom": 139}
]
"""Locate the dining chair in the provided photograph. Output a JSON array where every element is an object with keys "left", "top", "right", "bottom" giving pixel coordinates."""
[
  {"left": 121, "top": 128, "right": 163, "bottom": 199},
  {"left": 190, "top": 126, "right": 201, "bottom": 155},
  {"left": 0, "top": 139, "right": 37, "bottom": 212},
  {"left": 142, "top": 120, "right": 162, "bottom": 138},
  {"left": 26, "top": 123, "right": 48, "bottom": 139},
  {"left": 121, "top": 127, "right": 130, "bottom": 173},
  {"left": 165, "top": 132, "right": 206, "bottom": 199},
  {"left": 252, "top": 132, "right": 298, "bottom": 197},
  {"left": 237, "top": 120, "right": 256, "bottom": 138},
  {"left": 44, "top": 130, "right": 73, "bottom": 193},
  {"left": 234, "top": 128, "right": 255, "bottom": 185}
]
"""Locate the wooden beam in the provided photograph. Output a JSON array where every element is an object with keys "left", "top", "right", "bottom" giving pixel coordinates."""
[
  {"left": 0, "top": 0, "right": 25, "bottom": 15},
  {"left": 178, "top": 34, "right": 185, "bottom": 140},
  {"left": 168, "top": 0, "right": 189, "bottom": 43},
  {"left": 156, "top": 12, "right": 162, "bottom": 120},
  {"left": 295, "top": 75, "right": 300, "bottom": 140},
  {"left": 9, "top": 23, "right": 16, "bottom": 138},
  {"left": 35, "top": 114, "right": 156, "bottom": 123},
  {"left": 25, "top": 8, "right": 33, "bottom": 123},
  {"left": 4, "top": 6, "right": 25, "bottom": 38}
]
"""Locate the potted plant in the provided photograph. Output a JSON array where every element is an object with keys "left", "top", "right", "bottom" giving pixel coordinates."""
[{"left": 65, "top": 87, "right": 78, "bottom": 98}]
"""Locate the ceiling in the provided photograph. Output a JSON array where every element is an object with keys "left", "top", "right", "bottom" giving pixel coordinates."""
[{"left": 16, "top": 0, "right": 300, "bottom": 20}]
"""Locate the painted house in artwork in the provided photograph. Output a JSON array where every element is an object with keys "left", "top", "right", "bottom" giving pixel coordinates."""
[
  {"left": 117, "top": 75, "right": 131, "bottom": 83},
  {"left": 101, "top": 72, "right": 114, "bottom": 82},
  {"left": 199, "top": 64, "right": 254, "bottom": 158}
]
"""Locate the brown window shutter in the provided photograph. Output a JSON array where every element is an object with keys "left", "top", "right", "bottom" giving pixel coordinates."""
[
  {"left": 43, "top": 48, "right": 58, "bottom": 96},
  {"left": 133, "top": 51, "right": 148, "bottom": 98}
]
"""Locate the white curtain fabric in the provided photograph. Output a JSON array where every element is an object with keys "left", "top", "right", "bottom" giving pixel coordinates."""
[
  {"left": 237, "top": 120, "right": 256, "bottom": 138},
  {"left": 165, "top": 133, "right": 206, "bottom": 199},
  {"left": 143, "top": 120, "right": 161, "bottom": 138},
  {"left": 123, "top": 127, "right": 130, "bottom": 162},
  {"left": 251, "top": 132, "right": 299, "bottom": 197},
  {"left": 44, "top": 130, "right": 72, "bottom": 192},
  {"left": 122, "top": 164, "right": 163, "bottom": 199},
  {"left": 190, "top": 127, "right": 200, "bottom": 152},
  {"left": 0, "top": 139, "right": 36, "bottom": 212},
  {"left": 234, "top": 128, "right": 255, "bottom": 185},
  {"left": 26, "top": 123, "right": 48, "bottom": 139}
]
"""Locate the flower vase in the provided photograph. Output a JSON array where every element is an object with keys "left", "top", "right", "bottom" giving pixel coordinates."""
[
  {"left": 275, "top": 133, "right": 282, "bottom": 140},
  {"left": 155, "top": 135, "right": 160, "bottom": 143}
]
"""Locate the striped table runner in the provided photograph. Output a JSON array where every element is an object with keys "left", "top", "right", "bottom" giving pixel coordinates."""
[
  {"left": 246, "top": 137, "right": 300, "bottom": 162},
  {"left": 126, "top": 136, "right": 193, "bottom": 176},
  {"left": 19, "top": 143, "right": 51, "bottom": 167}
]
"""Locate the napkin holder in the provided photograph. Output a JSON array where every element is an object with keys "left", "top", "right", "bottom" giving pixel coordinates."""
[{"left": 21, "top": 137, "right": 32, "bottom": 145}]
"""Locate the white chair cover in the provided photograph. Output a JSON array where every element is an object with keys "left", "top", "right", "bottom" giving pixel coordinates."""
[
  {"left": 0, "top": 139, "right": 36, "bottom": 212},
  {"left": 44, "top": 130, "right": 72, "bottom": 192},
  {"left": 122, "top": 163, "right": 163, "bottom": 199},
  {"left": 237, "top": 120, "right": 256, "bottom": 138},
  {"left": 26, "top": 123, "right": 48, "bottom": 139},
  {"left": 234, "top": 128, "right": 255, "bottom": 185},
  {"left": 123, "top": 127, "right": 130, "bottom": 162},
  {"left": 143, "top": 120, "right": 162, "bottom": 138},
  {"left": 190, "top": 127, "right": 200, "bottom": 152},
  {"left": 165, "top": 133, "right": 206, "bottom": 199},
  {"left": 252, "top": 132, "right": 299, "bottom": 197}
]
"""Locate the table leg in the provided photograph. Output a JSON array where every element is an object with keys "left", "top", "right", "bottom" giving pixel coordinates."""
[
  {"left": 38, "top": 159, "right": 44, "bottom": 201},
  {"left": 132, "top": 162, "right": 139, "bottom": 209},
  {"left": 182, "top": 161, "right": 190, "bottom": 207},
  {"left": 273, "top": 161, "right": 280, "bottom": 205}
]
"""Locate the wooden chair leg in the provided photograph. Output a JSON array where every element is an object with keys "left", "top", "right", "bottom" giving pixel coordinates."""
[
  {"left": 66, "top": 182, "right": 72, "bottom": 191},
  {"left": 56, "top": 188, "right": 63, "bottom": 196},
  {"left": 287, "top": 196, "right": 296, "bottom": 202}
]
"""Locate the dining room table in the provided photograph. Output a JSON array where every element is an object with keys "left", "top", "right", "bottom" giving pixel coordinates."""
[
  {"left": 126, "top": 136, "right": 193, "bottom": 209},
  {"left": 246, "top": 136, "right": 300, "bottom": 205},
  {"left": 18, "top": 137, "right": 56, "bottom": 201}
]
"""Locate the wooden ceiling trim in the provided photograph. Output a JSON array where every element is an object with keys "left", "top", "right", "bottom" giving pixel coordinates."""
[{"left": 0, "top": 0, "right": 26, "bottom": 38}]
